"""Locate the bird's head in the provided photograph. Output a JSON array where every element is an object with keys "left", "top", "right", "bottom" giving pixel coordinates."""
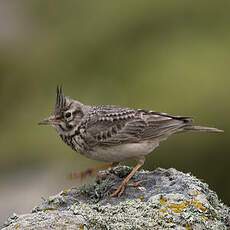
[{"left": 39, "top": 86, "right": 86, "bottom": 134}]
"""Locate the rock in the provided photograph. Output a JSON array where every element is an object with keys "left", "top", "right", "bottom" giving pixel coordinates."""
[{"left": 2, "top": 166, "right": 230, "bottom": 230}]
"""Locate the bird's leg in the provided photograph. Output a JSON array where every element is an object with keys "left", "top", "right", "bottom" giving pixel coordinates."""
[
  {"left": 110, "top": 157, "right": 145, "bottom": 197},
  {"left": 69, "top": 162, "right": 118, "bottom": 181}
]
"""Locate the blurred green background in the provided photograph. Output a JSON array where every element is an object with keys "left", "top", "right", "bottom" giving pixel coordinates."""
[{"left": 0, "top": 0, "right": 229, "bottom": 224}]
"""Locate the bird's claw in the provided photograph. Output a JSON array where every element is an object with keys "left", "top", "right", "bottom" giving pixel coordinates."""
[
  {"left": 110, "top": 180, "right": 142, "bottom": 197},
  {"left": 110, "top": 182, "right": 127, "bottom": 197}
]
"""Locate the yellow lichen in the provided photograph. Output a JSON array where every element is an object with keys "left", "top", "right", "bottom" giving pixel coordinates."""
[
  {"left": 139, "top": 195, "right": 145, "bottom": 202},
  {"left": 168, "top": 201, "right": 189, "bottom": 213},
  {"left": 61, "top": 189, "right": 70, "bottom": 196},
  {"left": 159, "top": 207, "right": 167, "bottom": 214},
  {"left": 159, "top": 196, "right": 167, "bottom": 205},
  {"left": 201, "top": 215, "right": 208, "bottom": 222},
  {"left": 44, "top": 207, "right": 57, "bottom": 211},
  {"left": 14, "top": 223, "right": 20, "bottom": 229},
  {"left": 185, "top": 223, "right": 192, "bottom": 230},
  {"left": 79, "top": 224, "right": 84, "bottom": 230},
  {"left": 191, "top": 200, "right": 207, "bottom": 212}
]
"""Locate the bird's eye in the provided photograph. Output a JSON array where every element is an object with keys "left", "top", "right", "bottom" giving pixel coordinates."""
[{"left": 65, "top": 112, "right": 72, "bottom": 119}]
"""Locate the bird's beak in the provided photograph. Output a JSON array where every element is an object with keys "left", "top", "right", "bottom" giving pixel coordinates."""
[{"left": 38, "top": 115, "right": 60, "bottom": 125}]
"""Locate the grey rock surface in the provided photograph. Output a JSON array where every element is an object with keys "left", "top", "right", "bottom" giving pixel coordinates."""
[{"left": 2, "top": 166, "right": 230, "bottom": 230}]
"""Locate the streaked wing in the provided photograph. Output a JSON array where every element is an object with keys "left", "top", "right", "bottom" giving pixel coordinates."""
[
  {"left": 84, "top": 106, "right": 192, "bottom": 147},
  {"left": 139, "top": 110, "right": 191, "bottom": 139}
]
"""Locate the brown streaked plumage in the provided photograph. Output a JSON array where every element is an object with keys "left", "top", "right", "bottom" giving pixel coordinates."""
[{"left": 39, "top": 86, "right": 223, "bottom": 197}]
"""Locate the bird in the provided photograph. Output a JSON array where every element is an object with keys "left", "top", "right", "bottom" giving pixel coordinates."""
[{"left": 39, "top": 86, "right": 223, "bottom": 197}]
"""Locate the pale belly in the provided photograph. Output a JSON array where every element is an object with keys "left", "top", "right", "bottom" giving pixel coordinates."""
[{"left": 85, "top": 141, "right": 159, "bottom": 162}]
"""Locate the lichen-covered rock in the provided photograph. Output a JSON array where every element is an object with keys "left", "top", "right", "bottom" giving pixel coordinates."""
[{"left": 2, "top": 167, "right": 230, "bottom": 230}]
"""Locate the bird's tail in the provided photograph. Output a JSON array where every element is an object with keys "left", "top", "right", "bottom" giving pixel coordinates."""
[{"left": 183, "top": 125, "right": 223, "bottom": 133}]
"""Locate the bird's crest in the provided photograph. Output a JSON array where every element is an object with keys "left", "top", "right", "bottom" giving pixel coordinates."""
[{"left": 55, "top": 85, "right": 66, "bottom": 112}]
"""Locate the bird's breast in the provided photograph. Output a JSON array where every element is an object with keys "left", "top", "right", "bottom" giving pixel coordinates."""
[
  {"left": 60, "top": 134, "right": 159, "bottom": 162},
  {"left": 60, "top": 134, "right": 86, "bottom": 154}
]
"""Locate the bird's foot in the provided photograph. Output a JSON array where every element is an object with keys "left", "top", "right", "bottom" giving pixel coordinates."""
[
  {"left": 110, "top": 180, "right": 127, "bottom": 197},
  {"left": 128, "top": 180, "right": 142, "bottom": 188},
  {"left": 110, "top": 159, "right": 145, "bottom": 197},
  {"left": 110, "top": 180, "right": 143, "bottom": 197}
]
